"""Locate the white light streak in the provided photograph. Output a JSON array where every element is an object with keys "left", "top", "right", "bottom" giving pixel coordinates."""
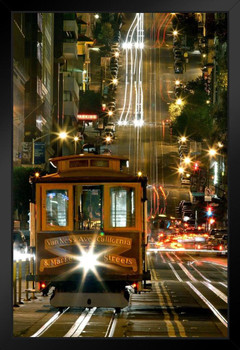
[{"left": 119, "top": 13, "right": 144, "bottom": 126}]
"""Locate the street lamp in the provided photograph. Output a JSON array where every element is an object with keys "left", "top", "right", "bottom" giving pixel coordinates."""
[
  {"left": 32, "top": 131, "right": 68, "bottom": 165},
  {"left": 73, "top": 136, "right": 79, "bottom": 154},
  {"left": 112, "top": 78, "right": 118, "bottom": 85},
  {"left": 179, "top": 136, "right": 187, "bottom": 143},
  {"left": 173, "top": 30, "right": 178, "bottom": 36},
  {"left": 105, "top": 135, "right": 112, "bottom": 144},
  {"left": 59, "top": 131, "right": 68, "bottom": 139},
  {"left": 183, "top": 156, "right": 191, "bottom": 165},
  {"left": 208, "top": 148, "right": 217, "bottom": 157},
  {"left": 176, "top": 98, "right": 183, "bottom": 106},
  {"left": 178, "top": 167, "right": 185, "bottom": 174}
]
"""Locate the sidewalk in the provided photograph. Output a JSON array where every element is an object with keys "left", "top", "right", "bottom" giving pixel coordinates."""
[{"left": 13, "top": 290, "right": 53, "bottom": 337}]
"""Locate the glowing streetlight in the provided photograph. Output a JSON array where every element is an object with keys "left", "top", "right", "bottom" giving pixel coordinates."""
[
  {"left": 137, "top": 171, "right": 143, "bottom": 177},
  {"left": 176, "top": 98, "right": 183, "bottom": 105},
  {"left": 114, "top": 51, "right": 119, "bottom": 58},
  {"left": 59, "top": 131, "right": 68, "bottom": 140},
  {"left": 173, "top": 30, "right": 178, "bottom": 36},
  {"left": 178, "top": 167, "right": 185, "bottom": 174},
  {"left": 112, "top": 78, "right": 118, "bottom": 85},
  {"left": 73, "top": 136, "right": 79, "bottom": 154},
  {"left": 179, "top": 136, "right": 187, "bottom": 143},
  {"left": 175, "top": 79, "right": 181, "bottom": 86},
  {"left": 206, "top": 100, "right": 210, "bottom": 104},
  {"left": 94, "top": 14, "right": 100, "bottom": 19},
  {"left": 208, "top": 148, "right": 217, "bottom": 157},
  {"left": 183, "top": 156, "right": 191, "bottom": 165},
  {"left": 105, "top": 135, "right": 112, "bottom": 143},
  {"left": 108, "top": 110, "right": 113, "bottom": 117}
]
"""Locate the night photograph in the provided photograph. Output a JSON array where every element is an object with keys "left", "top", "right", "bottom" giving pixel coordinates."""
[{"left": 12, "top": 12, "right": 228, "bottom": 338}]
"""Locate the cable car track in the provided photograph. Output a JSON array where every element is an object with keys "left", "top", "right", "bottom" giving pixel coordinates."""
[
  {"left": 30, "top": 307, "right": 70, "bottom": 337},
  {"left": 30, "top": 307, "right": 119, "bottom": 338}
]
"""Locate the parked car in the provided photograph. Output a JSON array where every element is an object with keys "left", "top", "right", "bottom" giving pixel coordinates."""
[
  {"left": 111, "top": 69, "right": 118, "bottom": 75},
  {"left": 210, "top": 229, "right": 227, "bottom": 237},
  {"left": 173, "top": 43, "right": 181, "bottom": 51},
  {"left": 205, "top": 237, "right": 227, "bottom": 254},
  {"left": 174, "top": 62, "right": 183, "bottom": 74},
  {"left": 174, "top": 49, "right": 183, "bottom": 56},
  {"left": 181, "top": 179, "right": 191, "bottom": 185},
  {"left": 110, "top": 63, "right": 119, "bottom": 69},
  {"left": 175, "top": 57, "right": 184, "bottom": 64},
  {"left": 110, "top": 57, "right": 118, "bottom": 64},
  {"left": 105, "top": 122, "right": 115, "bottom": 132},
  {"left": 175, "top": 87, "right": 182, "bottom": 98}
]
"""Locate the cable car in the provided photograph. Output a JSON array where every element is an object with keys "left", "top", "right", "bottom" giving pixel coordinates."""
[{"left": 29, "top": 153, "right": 150, "bottom": 309}]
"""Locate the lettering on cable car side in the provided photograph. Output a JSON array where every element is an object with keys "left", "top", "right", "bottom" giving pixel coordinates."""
[{"left": 39, "top": 233, "right": 138, "bottom": 273}]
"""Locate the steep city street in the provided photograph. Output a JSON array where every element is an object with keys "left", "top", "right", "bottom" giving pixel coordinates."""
[{"left": 12, "top": 12, "right": 229, "bottom": 339}]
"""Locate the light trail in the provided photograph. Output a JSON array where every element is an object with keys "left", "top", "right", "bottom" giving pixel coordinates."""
[
  {"left": 154, "top": 13, "right": 169, "bottom": 48},
  {"left": 160, "top": 14, "right": 172, "bottom": 47},
  {"left": 119, "top": 13, "right": 144, "bottom": 126},
  {"left": 119, "top": 14, "right": 139, "bottom": 125}
]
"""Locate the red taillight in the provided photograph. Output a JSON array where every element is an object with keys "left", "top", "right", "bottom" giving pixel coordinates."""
[
  {"left": 132, "top": 283, "right": 137, "bottom": 288},
  {"left": 197, "top": 245, "right": 201, "bottom": 250},
  {"left": 219, "top": 245, "right": 223, "bottom": 251},
  {"left": 40, "top": 282, "right": 46, "bottom": 289}
]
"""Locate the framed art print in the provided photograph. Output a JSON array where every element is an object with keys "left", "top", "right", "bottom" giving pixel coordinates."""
[{"left": 1, "top": 0, "right": 240, "bottom": 349}]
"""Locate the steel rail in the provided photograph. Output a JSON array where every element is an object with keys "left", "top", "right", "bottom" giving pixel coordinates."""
[
  {"left": 30, "top": 307, "right": 70, "bottom": 337},
  {"left": 64, "top": 307, "right": 97, "bottom": 337},
  {"left": 104, "top": 310, "right": 119, "bottom": 337},
  {"left": 165, "top": 256, "right": 228, "bottom": 328}
]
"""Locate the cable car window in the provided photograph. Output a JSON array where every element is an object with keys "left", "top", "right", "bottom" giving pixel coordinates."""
[
  {"left": 74, "top": 185, "right": 103, "bottom": 230},
  {"left": 46, "top": 190, "right": 69, "bottom": 226},
  {"left": 90, "top": 159, "right": 109, "bottom": 167},
  {"left": 110, "top": 187, "right": 135, "bottom": 227},
  {"left": 69, "top": 160, "right": 88, "bottom": 168}
]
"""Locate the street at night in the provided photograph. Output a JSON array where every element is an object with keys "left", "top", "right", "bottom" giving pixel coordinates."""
[{"left": 12, "top": 11, "right": 228, "bottom": 338}]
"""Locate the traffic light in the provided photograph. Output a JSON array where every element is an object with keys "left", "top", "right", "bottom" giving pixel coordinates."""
[{"left": 206, "top": 206, "right": 213, "bottom": 217}]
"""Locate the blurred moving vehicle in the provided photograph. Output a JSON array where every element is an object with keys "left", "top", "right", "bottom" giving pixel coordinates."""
[{"left": 204, "top": 236, "right": 227, "bottom": 254}]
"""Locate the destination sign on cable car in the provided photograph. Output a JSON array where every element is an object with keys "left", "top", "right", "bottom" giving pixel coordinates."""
[{"left": 77, "top": 114, "right": 98, "bottom": 121}]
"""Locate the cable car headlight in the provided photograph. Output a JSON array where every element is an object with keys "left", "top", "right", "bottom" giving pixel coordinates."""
[{"left": 77, "top": 250, "right": 100, "bottom": 273}]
